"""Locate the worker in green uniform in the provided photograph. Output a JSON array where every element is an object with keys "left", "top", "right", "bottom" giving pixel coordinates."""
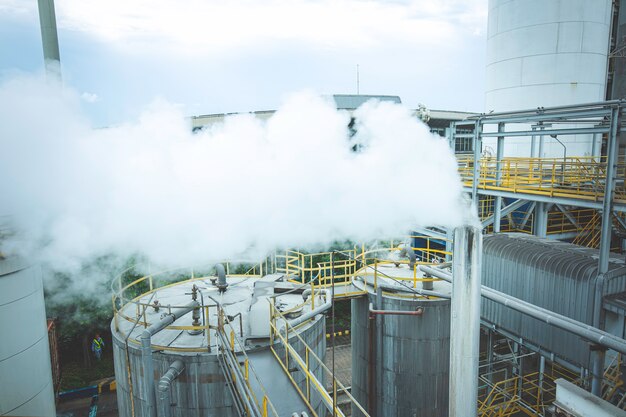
[{"left": 91, "top": 333, "right": 105, "bottom": 360}]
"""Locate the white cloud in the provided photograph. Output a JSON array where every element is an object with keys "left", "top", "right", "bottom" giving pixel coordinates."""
[
  {"left": 81, "top": 91, "right": 99, "bottom": 103},
  {"left": 4, "top": 0, "right": 487, "bottom": 53}
]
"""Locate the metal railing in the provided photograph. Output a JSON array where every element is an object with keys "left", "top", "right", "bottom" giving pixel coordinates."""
[
  {"left": 216, "top": 307, "right": 279, "bottom": 417},
  {"left": 268, "top": 301, "right": 370, "bottom": 417},
  {"left": 458, "top": 155, "right": 626, "bottom": 203}
]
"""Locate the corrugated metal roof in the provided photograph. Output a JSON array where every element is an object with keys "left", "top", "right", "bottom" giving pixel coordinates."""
[
  {"left": 331, "top": 94, "right": 401, "bottom": 109},
  {"left": 482, "top": 233, "right": 626, "bottom": 368}
]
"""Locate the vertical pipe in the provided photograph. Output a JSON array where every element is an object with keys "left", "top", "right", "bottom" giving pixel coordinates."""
[
  {"left": 448, "top": 123, "right": 456, "bottom": 151},
  {"left": 487, "top": 329, "right": 494, "bottom": 385},
  {"left": 494, "top": 122, "right": 505, "bottom": 233},
  {"left": 141, "top": 331, "right": 157, "bottom": 417},
  {"left": 37, "top": 0, "right": 61, "bottom": 80},
  {"left": 599, "top": 106, "right": 620, "bottom": 273},
  {"left": 538, "top": 355, "right": 545, "bottom": 400},
  {"left": 449, "top": 226, "right": 482, "bottom": 417},
  {"left": 592, "top": 105, "right": 621, "bottom": 396},
  {"left": 157, "top": 360, "right": 184, "bottom": 417},
  {"left": 530, "top": 126, "right": 537, "bottom": 158}
]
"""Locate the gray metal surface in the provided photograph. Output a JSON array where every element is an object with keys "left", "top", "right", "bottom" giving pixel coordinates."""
[
  {"left": 481, "top": 233, "right": 626, "bottom": 368},
  {"left": 351, "top": 291, "right": 450, "bottom": 417},
  {"left": 0, "top": 257, "right": 56, "bottom": 417},
  {"left": 112, "top": 276, "right": 326, "bottom": 417}
]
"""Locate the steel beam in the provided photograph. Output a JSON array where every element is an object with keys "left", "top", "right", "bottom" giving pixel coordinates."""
[{"left": 482, "top": 199, "right": 526, "bottom": 228}]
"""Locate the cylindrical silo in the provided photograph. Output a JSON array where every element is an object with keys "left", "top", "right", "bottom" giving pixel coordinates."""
[
  {"left": 351, "top": 265, "right": 451, "bottom": 417},
  {"left": 111, "top": 270, "right": 326, "bottom": 417},
  {"left": 0, "top": 256, "right": 56, "bottom": 417},
  {"left": 485, "top": 0, "right": 613, "bottom": 157}
]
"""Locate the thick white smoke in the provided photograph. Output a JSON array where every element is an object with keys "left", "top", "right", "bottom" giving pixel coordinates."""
[{"left": 0, "top": 75, "right": 465, "bottom": 278}]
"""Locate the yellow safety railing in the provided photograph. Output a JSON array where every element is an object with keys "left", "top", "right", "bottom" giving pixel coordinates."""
[
  {"left": 111, "top": 262, "right": 269, "bottom": 349},
  {"left": 268, "top": 301, "right": 370, "bottom": 417},
  {"left": 458, "top": 155, "right": 626, "bottom": 203},
  {"left": 215, "top": 307, "right": 280, "bottom": 417},
  {"left": 274, "top": 236, "right": 453, "bottom": 296}
]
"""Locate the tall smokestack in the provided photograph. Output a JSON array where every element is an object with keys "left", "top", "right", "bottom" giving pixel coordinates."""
[
  {"left": 37, "top": 0, "right": 62, "bottom": 80},
  {"left": 449, "top": 226, "right": 482, "bottom": 417}
]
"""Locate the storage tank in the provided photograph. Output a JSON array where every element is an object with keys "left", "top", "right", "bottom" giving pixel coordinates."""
[
  {"left": 0, "top": 256, "right": 56, "bottom": 417},
  {"left": 111, "top": 268, "right": 327, "bottom": 417},
  {"left": 350, "top": 263, "right": 452, "bottom": 417},
  {"left": 485, "top": 0, "right": 613, "bottom": 157}
]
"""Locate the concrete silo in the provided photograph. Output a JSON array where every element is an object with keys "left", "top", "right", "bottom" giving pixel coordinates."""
[
  {"left": 485, "top": 0, "right": 613, "bottom": 157},
  {"left": 0, "top": 256, "right": 56, "bottom": 417}
]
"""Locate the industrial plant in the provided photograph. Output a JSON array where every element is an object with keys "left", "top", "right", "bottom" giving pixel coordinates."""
[{"left": 6, "top": 0, "right": 626, "bottom": 417}]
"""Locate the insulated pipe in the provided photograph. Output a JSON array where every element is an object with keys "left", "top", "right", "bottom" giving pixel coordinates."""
[
  {"left": 157, "top": 360, "right": 184, "bottom": 417},
  {"left": 420, "top": 265, "right": 626, "bottom": 356},
  {"left": 368, "top": 303, "right": 423, "bottom": 316},
  {"left": 140, "top": 302, "right": 199, "bottom": 417},
  {"left": 288, "top": 289, "right": 332, "bottom": 328},
  {"left": 448, "top": 226, "right": 482, "bottom": 417}
]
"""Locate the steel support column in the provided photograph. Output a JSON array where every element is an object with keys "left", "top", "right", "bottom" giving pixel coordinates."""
[
  {"left": 534, "top": 202, "right": 549, "bottom": 238},
  {"left": 471, "top": 120, "right": 483, "bottom": 204}
]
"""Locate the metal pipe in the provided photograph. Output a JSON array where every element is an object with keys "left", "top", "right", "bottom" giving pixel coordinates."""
[
  {"left": 157, "top": 360, "right": 184, "bottom": 417},
  {"left": 449, "top": 226, "right": 482, "bottom": 417},
  {"left": 288, "top": 289, "right": 332, "bottom": 328},
  {"left": 37, "top": 0, "right": 61, "bottom": 80},
  {"left": 421, "top": 265, "right": 626, "bottom": 355},
  {"left": 215, "top": 263, "right": 228, "bottom": 292},
  {"left": 140, "top": 302, "right": 199, "bottom": 417},
  {"left": 368, "top": 303, "right": 423, "bottom": 316},
  {"left": 355, "top": 275, "right": 451, "bottom": 299}
]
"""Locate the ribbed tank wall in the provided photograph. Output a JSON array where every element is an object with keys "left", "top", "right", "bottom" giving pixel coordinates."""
[
  {"left": 112, "top": 338, "right": 236, "bottom": 417},
  {"left": 351, "top": 293, "right": 450, "bottom": 417},
  {"left": 0, "top": 257, "right": 56, "bottom": 417},
  {"left": 112, "top": 316, "right": 325, "bottom": 417},
  {"left": 485, "top": 0, "right": 612, "bottom": 157}
]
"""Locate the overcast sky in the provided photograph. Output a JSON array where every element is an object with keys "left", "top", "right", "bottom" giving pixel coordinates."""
[{"left": 0, "top": 0, "right": 487, "bottom": 126}]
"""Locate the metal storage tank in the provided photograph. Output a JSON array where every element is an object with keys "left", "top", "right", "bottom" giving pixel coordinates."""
[
  {"left": 0, "top": 256, "right": 56, "bottom": 417},
  {"left": 350, "top": 264, "right": 452, "bottom": 417},
  {"left": 482, "top": 233, "right": 626, "bottom": 369},
  {"left": 111, "top": 269, "right": 326, "bottom": 417},
  {"left": 485, "top": 0, "right": 612, "bottom": 157}
]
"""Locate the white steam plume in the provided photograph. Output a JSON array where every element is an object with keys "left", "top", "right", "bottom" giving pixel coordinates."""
[{"left": 0, "top": 75, "right": 465, "bottom": 277}]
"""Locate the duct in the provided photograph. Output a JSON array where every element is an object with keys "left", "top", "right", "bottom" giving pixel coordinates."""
[
  {"left": 288, "top": 289, "right": 332, "bottom": 328},
  {"left": 448, "top": 226, "right": 482, "bottom": 417},
  {"left": 420, "top": 265, "right": 626, "bottom": 356},
  {"left": 140, "top": 302, "right": 199, "bottom": 417},
  {"left": 157, "top": 360, "right": 184, "bottom": 417},
  {"left": 215, "top": 263, "right": 228, "bottom": 292}
]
